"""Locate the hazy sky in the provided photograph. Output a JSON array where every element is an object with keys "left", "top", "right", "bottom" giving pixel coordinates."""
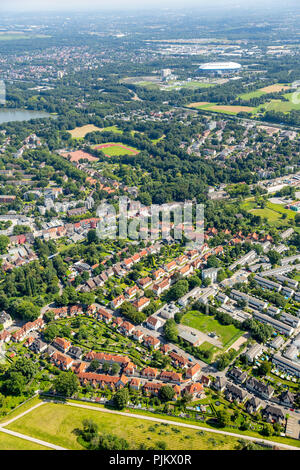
[{"left": 1, "top": 0, "right": 297, "bottom": 12}]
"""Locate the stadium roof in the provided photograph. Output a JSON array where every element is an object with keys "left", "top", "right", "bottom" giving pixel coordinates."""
[{"left": 199, "top": 62, "right": 242, "bottom": 71}]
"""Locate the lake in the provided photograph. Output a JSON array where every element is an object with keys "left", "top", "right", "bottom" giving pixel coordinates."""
[{"left": 0, "top": 108, "right": 53, "bottom": 124}]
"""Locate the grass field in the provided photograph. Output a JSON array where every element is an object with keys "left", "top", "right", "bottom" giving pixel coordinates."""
[
  {"left": 0, "top": 432, "right": 49, "bottom": 450},
  {"left": 93, "top": 142, "right": 139, "bottom": 156},
  {"left": 187, "top": 102, "right": 254, "bottom": 115},
  {"left": 259, "top": 92, "right": 300, "bottom": 113},
  {"left": 239, "top": 84, "right": 291, "bottom": 101},
  {"left": 68, "top": 125, "right": 103, "bottom": 139},
  {"left": 6, "top": 403, "right": 240, "bottom": 450},
  {"left": 241, "top": 200, "right": 297, "bottom": 227},
  {"left": 181, "top": 311, "right": 243, "bottom": 348},
  {"left": 0, "top": 33, "right": 50, "bottom": 41}
]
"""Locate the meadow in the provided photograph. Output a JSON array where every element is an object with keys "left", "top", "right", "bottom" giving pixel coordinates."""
[
  {"left": 6, "top": 402, "right": 241, "bottom": 450},
  {"left": 181, "top": 310, "right": 243, "bottom": 348},
  {"left": 0, "top": 432, "right": 49, "bottom": 450}
]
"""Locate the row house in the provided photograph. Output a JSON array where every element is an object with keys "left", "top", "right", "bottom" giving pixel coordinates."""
[
  {"left": 138, "top": 276, "right": 153, "bottom": 290},
  {"left": 153, "top": 277, "right": 171, "bottom": 296},
  {"left": 69, "top": 305, "right": 84, "bottom": 316},
  {"left": 132, "top": 253, "right": 141, "bottom": 264},
  {"left": 146, "top": 316, "right": 162, "bottom": 331},
  {"left": 152, "top": 268, "right": 165, "bottom": 282},
  {"left": 0, "top": 330, "right": 11, "bottom": 344},
  {"left": 141, "top": 367, "right": 158, "bottom": 379},
  {"left": 186, "top": 363, "right": 201, "bottom": 380},
  {"left": 85, "top": 352, "right": 130, "bottom": 368},
  {"left": 97, "top": 308, "right": 113, "bottom": 324},
  {"left": 132, "top": 329, "right": 144, "bottom": 342},
  {"left": 110, "top": 295, "right": 125, "bottom": 310},
  {"left": 143, "top": 382, "right": 180, "bottom": 399},
  {"left": 225, "top": 383, "right": 248, "bottom": 404},
  {"left": 245, "top": 377, "right": 275, "bottom": 400},
  {"left": 143, "top": 335, "right": 160, "bottom": 350},
  {"left": 159, "top": 370, "right": 182, "bottom": 384},
  {"left": 123, "top": 362, "right": 137, "bottom": 376},
  {"left": 11, "top": 318, "right": 45, "bottom": 343},
  {"left": 229, "top": 366, "right": 248, "bottom": 384},
  {"left": 262, "top": 405, "right": 285, "bottom": 424},
  {"left": 78, "top": 372, "right": 128, "bottom": 390},
  {"left": 246, "top": 397, "right": 262, "bottom": 414},
  {"left": 164, "top": 261, "right": 177, "bottom": 273},
  {"left": 51, "top": 352, "right": 73, "bottom": 371},
  {"left": 132, "top": 296, "right": 150, "bottom": 312},
  {"left": 176, "top": 255, "right": 188, "bottom": 266},
  {"left": 178, "top": 263, "right": 193, "bottom": 278},
  {"left": 119, "top": 321, "right": 135, "bottom": 336},
  {"left": 169, "top": 351, "right": 188, "bottom": 369},
  {"left": 122, "top": 257, "right": 134, "bottom": 269},
  {"left": 183, "top": 382, "right": 204, "bottom": 400},
  {"left": 53, "top": 337, "right": 71, "bottom": 353},
  {"left": 129, "top": 378, "right": 140, "bottom": 390},
  {"left": 125, "top": 285, "right": 139, "bottom": 300}
]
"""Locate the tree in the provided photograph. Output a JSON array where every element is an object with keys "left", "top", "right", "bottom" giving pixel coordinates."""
[
  {"left": 43, "top": 323, "right": 60, "bottom": 343},
  {"left": 102, "top": 362, "right": 110, "bottom": 373},
  {"left": 163, "top": 319, "right": 178, "bottom": 342},
  {"left": 165, "top": 280, "right": 189, "bottom": 302},
  {"left": 158, "top": 385, "right": 175, "bottom": 402},
  {"left": 217, "top": 409, "right": 231, "bottom": 427},
  {"left": 13, "top": 300, "right": 40, "bottom": 321},
  {"left": 53, "top": 372, "right": 79, "bottom": 397},
  {"left": 0, "top": 235, "right": 9, "bottom": 254},
  {"left": 89, "top": 359, "right": 100, "bottom": 372},
  {"left": 44, "top": 311, "right": 55, "bottom": 323},
  {"left": 257, "top": 361, "right": 272, "bottom": 377},
  {"left": 262, "top": 423, "right": 274, "bottom": 436},
  {"left": 268, "top": 250, "right": 281, "bottom": 266},
  {"left": 10, "top": 357, "right": 38, "bottom": 381},
  {"left": 87, "top": 229, "right": 99, "bottom": 244},
  {"left": 113, "top": 388, "right": 129, "bottom": 410},
  {"left": 111, "top": 363, "right": 120, "bottom": 376},
  {"left": 3, "top": 372, "right": 26, "bottom": 395}
]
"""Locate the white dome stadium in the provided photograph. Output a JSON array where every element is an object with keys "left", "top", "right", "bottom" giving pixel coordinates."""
[{"left": 199, "top": 62, "right": 242, "bottom": 71}]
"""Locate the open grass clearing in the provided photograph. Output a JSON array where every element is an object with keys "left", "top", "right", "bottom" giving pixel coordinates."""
[
  {"left": 6, "top": 402, "right": 241, "bottom": 450},
  {"left": 0, "top": 431, "right": 49, "bottom": 450},
  {"left": 181, "top": 310, "right": 243, "bottom": 348}
]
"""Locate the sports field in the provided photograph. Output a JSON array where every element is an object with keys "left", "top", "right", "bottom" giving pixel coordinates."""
[
  {"left": 93, "top": 142, "right": 139, "bottom": 157},
  {"left": 181, "top": 310, "right": 243, "bottom": 348},
  {"left": 6, "top": 402, "right": 240, "bottom": 450}
]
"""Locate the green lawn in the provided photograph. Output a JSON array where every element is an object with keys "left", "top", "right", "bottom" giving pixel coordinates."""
[
  {"left": 241, "top": 200, "right": 297, "bottom": 229},
  {"left": 181, "top": 310, "right": 243, "bottom": 348},
  {"left": 239, "top": 90, "right": 266, "bottom": 100},
  {"left": 0, "top": 432, "right": 50, "bottom": 450},
  {"left": 6, "top": 402, "right": 240, "bottom": 450},
  {"left": 260, "top": 92, "right": 300, "bottom": 113}
]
